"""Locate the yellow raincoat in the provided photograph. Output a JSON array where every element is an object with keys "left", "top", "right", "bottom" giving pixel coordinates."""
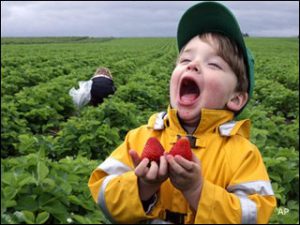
[{"left": 88, "top": 107, "right": 276, "bottom": 224}]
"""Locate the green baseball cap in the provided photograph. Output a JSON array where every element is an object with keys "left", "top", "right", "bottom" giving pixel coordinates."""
[{"left": 177, "top": 1, "right": 255, "bottom": 101}]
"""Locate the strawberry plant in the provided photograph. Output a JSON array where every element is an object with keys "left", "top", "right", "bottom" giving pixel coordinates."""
[
  {"left": 1, "top": 151, "right": 107, "bottom": 224},
  {"left": 1, "top": 37, "right": 298, "bottom": 224}
]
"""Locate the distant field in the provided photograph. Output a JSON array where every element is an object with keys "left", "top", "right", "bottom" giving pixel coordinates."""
[
  {"left": 1, "top": 37, "right": 299, "bottom": 224},
  {"left": 1, "top": 36, "right": 115, "bottom": 45}
]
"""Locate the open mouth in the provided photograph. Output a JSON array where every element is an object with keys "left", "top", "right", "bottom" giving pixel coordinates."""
[{"left": 179, "top": 78, "right": 200, "bottom": 105}]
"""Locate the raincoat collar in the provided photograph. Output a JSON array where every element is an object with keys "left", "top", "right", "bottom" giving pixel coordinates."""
[{"left": 167, "top": 106, "right": 234, "bottom": 136}]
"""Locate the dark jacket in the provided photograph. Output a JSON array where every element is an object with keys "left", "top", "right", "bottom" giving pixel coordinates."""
[{"left": 90, "top": 76, "right": 116, "bottom": 106}]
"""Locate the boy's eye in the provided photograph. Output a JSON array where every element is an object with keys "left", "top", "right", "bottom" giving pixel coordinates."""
[
  {"left": 208, "top": 63, "right": 222, "bottom": 70},
  {"left": 180, "top": 58, "right": 191, "bottom": 63}
]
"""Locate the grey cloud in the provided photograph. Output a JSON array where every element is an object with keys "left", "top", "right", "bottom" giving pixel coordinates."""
[
  {"left": 1, "top": 1, "right": 299, "bottom": 37},
  {"left": 223, "top": 1, "right": 299, "bottom": 36}
]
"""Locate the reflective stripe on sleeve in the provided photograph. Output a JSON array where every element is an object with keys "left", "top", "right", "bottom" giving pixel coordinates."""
[
  {"left": 227, "top": 181, "right": 274, "bottom": 196},
  {"left": 98, "top": 157, "right": 132, "bottom": 175},
  {"left": 227, "top": 181, "right": 275, "bottom": 224},
  {"left": 238, "top": 196, "right": 257, "bottom": 224},
  {"left": 98, "top": 174, "right": 118, "bottom": 223},
  {"left": 96, "top": 157, "right": 132, "bottom": 223}
]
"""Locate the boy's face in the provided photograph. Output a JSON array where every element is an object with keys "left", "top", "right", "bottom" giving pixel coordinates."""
[{"left": 170, "top": 35, "right": 239, "bottom": 126}]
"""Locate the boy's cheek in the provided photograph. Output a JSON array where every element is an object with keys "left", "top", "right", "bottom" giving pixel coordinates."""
[
  {"left": 200, "top": 90, "right": 228, "bottom": 109},
  {"left": 205, "top": 80, "right": 229, "bottom": 98},
  {"left": 204, "top": 76, "right": 222, "bottom": 91},
  {"left": 169, "top": 73, "right": 180, "bottom": 105}
]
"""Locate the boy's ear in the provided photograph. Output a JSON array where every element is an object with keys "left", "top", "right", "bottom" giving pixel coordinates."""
[{"left": 226, "top": 92, "right": 248, "bottom": 112}]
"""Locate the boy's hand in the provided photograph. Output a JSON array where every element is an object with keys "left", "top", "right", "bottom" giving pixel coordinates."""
[
  {"left": 166, "top": 152, "right": 203, "bottom": 211},
  {"left": 129, "top": 150, "right": 168, "bottom": 201}
]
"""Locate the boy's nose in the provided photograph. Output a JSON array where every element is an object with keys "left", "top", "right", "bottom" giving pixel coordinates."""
[{"left": 187, "top": 62, "right": 199, "bottom": 72}]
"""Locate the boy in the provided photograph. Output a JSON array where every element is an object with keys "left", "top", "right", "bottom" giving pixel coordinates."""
[{"left": 88, "top": 2, "right": 276, "bottom": 224}]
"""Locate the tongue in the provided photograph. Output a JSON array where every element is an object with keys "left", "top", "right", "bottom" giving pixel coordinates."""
[{"left": 181, "top": 93, "right": 198, "bottom": 104}]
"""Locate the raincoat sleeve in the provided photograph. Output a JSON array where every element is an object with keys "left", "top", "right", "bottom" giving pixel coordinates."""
[
  {"left": 88, "top": 128, "right": 163, "bottom": 224},
  {"left": 194, "top": 138, "right": 276, "bottom": 224}
]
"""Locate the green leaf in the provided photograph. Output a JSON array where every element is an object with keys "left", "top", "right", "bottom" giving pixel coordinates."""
[
  {"left": 18, "top": 176, "right": 36, "bottom": 187},
  {"left": 68, "top": 195, "right": 82, "bottom": 205},
  {"left": 16, "top": 195, "right": 39, "bottom": 211},
  {"left": 72, "top": 214, "right": 92, "bottom": 224},
  {"left": 60, "top": 182, "right": 72, "bottom": 195},
  {"left": 287, "top": 200, "right": 299, "bottom": 210},
  {"left": 22, "top": 210, "right": 35, "bottom": 224},
  {"left": 3, "top": 186, "right": 18, "bottom": 200},
  {"left": 13, "top": 211, "right": 25, "bottom": 223},
  {"left": 41, "top": 178, "right": 56, "bottom": 190},
  {"left": 37, "top": 161, "right": 49, "bottom": 184},
  {"left": 18, "top": 134, "right": 38, "bottom": 154},
  {"left": 41, "top": 200, "right": 68, "bottom": 223},
  {"left": 269, "top": 173, "right": 282, "bottom": 182},
  {"left": 38, "top": 193, "right": 56, "bottom": 207},
  {"left": 5, "top": 200, "right": 17, "bottom": 208},
  {"left": 2, "top": 172, "right": 17, "bottom": 186},
  {"left": 36, "top": 211, "right": 49, "bottom": 224}
]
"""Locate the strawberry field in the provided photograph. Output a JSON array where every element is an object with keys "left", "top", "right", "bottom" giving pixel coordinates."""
[{"left": 1, "top": 37, "right": 299, "bottom": 224}]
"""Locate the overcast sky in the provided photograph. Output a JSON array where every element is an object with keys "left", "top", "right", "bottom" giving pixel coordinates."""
[{"left": 1, "top": 1, "right": 299, "bottom": 37}]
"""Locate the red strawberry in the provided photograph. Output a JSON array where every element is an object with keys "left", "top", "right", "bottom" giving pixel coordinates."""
[
  {"left": 169, "top": 137, "right": 192, "bottom": 161},
  {"left": 141, "top": 137, "right": 165, "bottom": 163}
]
